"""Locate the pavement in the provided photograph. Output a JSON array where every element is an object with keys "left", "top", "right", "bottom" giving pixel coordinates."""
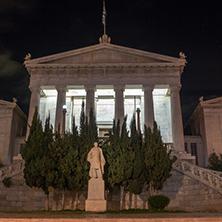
[{"left": 0, "top": 212, "right": 222, "bottom": 219}]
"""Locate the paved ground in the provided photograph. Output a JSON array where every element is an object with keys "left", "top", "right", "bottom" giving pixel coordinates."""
[{"left": 0, "top": 212, "right": 222, "bottom": 219}]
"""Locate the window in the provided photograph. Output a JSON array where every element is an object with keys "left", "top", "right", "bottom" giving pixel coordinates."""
[
  {"left": 191, "top": 143, "right": 198, "bottom": 165},
  {"left": 185, "top": 143, "right": 188, "bottom": 152},
  {"left": 20, "top": 144, "right": 25, "bottom": 154}
]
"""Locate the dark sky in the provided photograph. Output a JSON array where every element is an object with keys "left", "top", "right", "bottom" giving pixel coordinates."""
[{"left": 0, "top": 0, "right": 222, "bottom": 124}]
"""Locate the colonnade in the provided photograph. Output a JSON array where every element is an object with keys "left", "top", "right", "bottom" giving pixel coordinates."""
[{"left": 27, "top": 84, "right": 185, "bottom": 153}]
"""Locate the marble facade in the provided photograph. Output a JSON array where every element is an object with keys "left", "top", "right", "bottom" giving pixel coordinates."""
[
  {"left": 185, "top": 97, "right": 222, "bottom": 167},
  {"left": 24, "top": 39, "right": 187, "bottom": 153},
  {"left": 0, "top": 100, "right": 27, "bottom": 164}
]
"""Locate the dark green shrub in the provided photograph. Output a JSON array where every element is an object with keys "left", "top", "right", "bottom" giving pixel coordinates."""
[
  {"left": 0, "top": 159, "right": 4, "bottom": 168},
  {"left": 2, "top": 177, "right": 11, "bottom": 187},
  {"left": 148, "top": 195, "right": 170, "bottom": 211}
]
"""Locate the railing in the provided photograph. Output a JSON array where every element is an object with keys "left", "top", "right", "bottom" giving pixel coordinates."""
[
  {"left": 173, "top": 159, "right": 222, "bottom": 194},
  {"left": 206, "top": 169, "right": 222, "bottom": 179},
  {"left": 1, "top": 157, "right": 222, "bottom": 196},
  {"left": 0, "top": 160, "right": 25, "bottom": 181}
]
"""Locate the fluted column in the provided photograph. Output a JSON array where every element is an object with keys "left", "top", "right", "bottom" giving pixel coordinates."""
[
  {"left": 114, "top": 85, "right": 125, "bottom": 125},
  {"left": 143, "top": 85, "right": 154, "bottom": 130},
  {"left": 170, "top": 85, "right": 185, "bottom": 153},
  {"left": 55, "top": 86, "right": 67, "bottom": 132},
  {"left": 85, "top": 85, "right": 96, "bottom": 120},
  {"left": 26, "top": 86, "right": 40, "bottom": 139}
]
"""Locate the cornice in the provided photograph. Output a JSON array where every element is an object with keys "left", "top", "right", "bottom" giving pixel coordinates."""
[
  {"left": 28, "top": 66, "right": 181, "bottom": 80},
  {"left": 25, "top": 62, "right": 184, "bottom": 70},
  {"left": 0, "top": 100, "right": 27, "bottom": 120},
  {"left": 24, "top": 43, "right": 186, "bottom": 67}
]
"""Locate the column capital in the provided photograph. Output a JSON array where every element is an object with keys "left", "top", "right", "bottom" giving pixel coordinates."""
[
  {"left": 29, "top": 85, "right": 40, "bottom": 93},
  {"left": 170, "top": 84, "right": 182, "bottom": 93},
  {"left": 84, "top": 85, "right": 96, "bottom": 92},
  {"left": 55, "top": 85, "right": 67, "bottom": 92},
  {"left": 143, "top": 84, "right": 154, "bottom": 91},
  {"left": 114, "top": 85, "right": 125, "bottom": 92}
]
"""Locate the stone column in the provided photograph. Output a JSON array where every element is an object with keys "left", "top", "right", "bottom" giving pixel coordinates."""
[
  {"left": 85, "top": 85, "right": 96, "bottom": 120},
  {"left": 114, "top": 85, "right": 125, "bottom": 125},
  {"left": 55, "top": 86, "right": 67, "bottom": 132},
  {"left": 170, "top": 85, "right": 185, "bottom": 153},
  {"left": 143, "top": 85, "right": 154, "bottom": 130},
  {"left": 26, "top": 86, "right": 40, "bottom": 139}
]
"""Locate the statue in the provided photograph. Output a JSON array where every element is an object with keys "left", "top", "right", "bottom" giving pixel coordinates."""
[
  {"left": 87, "top": 142, "right": 106, "bottom": 179},
  {"left": 179, "top": 52, "right": 187, "bottom": 59},
  {"left": 199, "top": 96, "right": 204, "bottom": 102},
  {"left": 13, "top": 97, "right": 18, "bottom": 103},
  {"left": 24, "top": 53, "right": 31, "bottom": 61}
]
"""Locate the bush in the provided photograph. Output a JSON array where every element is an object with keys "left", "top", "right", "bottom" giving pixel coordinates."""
[
  {"left": 148, "top": 195, "right": 170, "bottom": 211},
  {"left": 0, "top": 159, "right": 4, "bottom": 168},
  {"left": 2, "top": 177, "right": 11, "bottom": 187}
]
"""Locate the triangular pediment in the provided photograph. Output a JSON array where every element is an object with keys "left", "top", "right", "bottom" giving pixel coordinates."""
[
  {"left": 25, "top": 43, "right": 186, "bottom": 67},
  {"left": 201, "top": 97, "right": 222, "bottom": 107},
  {"left": 41, "top": 48, "right": 169, "bottom": 64},
  {"left": 0, "top": 100, "right": 15, "bottom": 108}
]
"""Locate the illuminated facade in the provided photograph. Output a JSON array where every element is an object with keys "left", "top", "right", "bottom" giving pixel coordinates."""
[
  {"left": 185, "top": 97, "right": 222, "bottom": 167},
  {"left": 24, "top": 36, "right": 187, "bottom": 153}
]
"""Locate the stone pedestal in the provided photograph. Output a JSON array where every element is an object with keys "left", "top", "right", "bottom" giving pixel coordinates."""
[{"left": 85, "top": 179, "right": 107, "bottom": 212}]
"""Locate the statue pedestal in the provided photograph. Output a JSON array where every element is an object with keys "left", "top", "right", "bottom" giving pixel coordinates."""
[{"left": 85, "top": 179, "right": 107, "bottom": 212}]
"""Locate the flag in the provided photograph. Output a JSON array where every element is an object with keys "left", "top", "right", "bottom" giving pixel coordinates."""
[{"left": 102, "top": 1, "right": 106, "bottom": 25}]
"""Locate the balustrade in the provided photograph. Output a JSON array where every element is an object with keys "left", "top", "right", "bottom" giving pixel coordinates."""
[
  {"left": 173, "top": 159, "right": 222, "bottom": 194},
  {"left": 0, "top": 160, "right": 25, "bottom": 181}
]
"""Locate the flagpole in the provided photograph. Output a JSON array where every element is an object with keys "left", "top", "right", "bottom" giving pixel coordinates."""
[
  {"left": 100, "top": 0, "right": 110, "bottom": 43},
  {"left": 103, "top": 0, "right": 106, "bottom": 36}
]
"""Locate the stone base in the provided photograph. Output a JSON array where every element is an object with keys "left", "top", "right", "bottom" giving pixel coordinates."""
[
  {"left": 85, "top": 199, "right": 107, "bottom": 212},
  {"left": 172, "top": 151, "right": 196, "bottom": 164},
  {"left": 85, "top": 179, "right": 107, "bottom": 212}
]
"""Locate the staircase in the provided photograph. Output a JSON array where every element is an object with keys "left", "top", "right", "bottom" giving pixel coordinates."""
[
  {"left": 1, "top": 159, "right": 222, "bottom": 195},
  {"left": 0, "top": 160, "right": 25, "bottom": 182},
  {"left": 173, "top": 159, "right": 222, "bottom": 194}
]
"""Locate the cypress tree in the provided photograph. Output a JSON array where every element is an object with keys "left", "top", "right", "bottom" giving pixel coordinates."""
[
  {"left": 78, "top": 102, "right": 98, "bottom": 192},
  {"left": 88, "top": 108, "right": 98, "bottom": 144},
  {"left": 104, "top": 117, "right": 135, "bottom": 210},
  {"left": 103, "top": 119, "right": 121, "bottom": 190},
  {"left": 128, "top": 114, "right": 145, "bottom": 208},
  {"left": 117, "top": 116, "right": 135, "bottom": 189},
  {"left": 49, "top": 131, "right": 72, "bottom": 210},
  {"left": 22, "top": 108, "right": 54, "bottom": 211},
  {"left": 144, "top": 121, "right": 176, "bottom": 196}
]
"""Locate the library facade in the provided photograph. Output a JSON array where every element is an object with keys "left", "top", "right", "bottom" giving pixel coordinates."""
[{"left": 24, "top": 38, "right": 187, "bottom": 154}]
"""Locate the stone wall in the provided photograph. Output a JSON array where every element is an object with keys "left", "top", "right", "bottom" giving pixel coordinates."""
[
  {"left": 1, "top": 169, "right": 222, "bottom": 212},
  {"left": 160, "top": 170, "right": 222, "bottom": 212}
]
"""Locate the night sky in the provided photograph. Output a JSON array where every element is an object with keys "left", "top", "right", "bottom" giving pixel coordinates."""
[{"left": 0, "top": 0, "right": 222, "bottom": 124}]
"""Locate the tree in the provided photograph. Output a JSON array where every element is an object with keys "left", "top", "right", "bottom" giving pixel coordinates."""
[
  {"left": 128, "top": 114, "right": 145, "bottom": 209},
  {"left": 68, "top": 116, "right": 84, "bottom": 209},
  {"left": 49, "top": 131, "right": 73, "bottom": 210},
  {"left": 22, "top": 108, "right": 54, "bottom": 211},
  {"left": 78, "top": 103, "right": 98, "bottom": 189},
  {"left": 143, "top": 121, "right": 176, "bottom": 196},
  {"left": 103, "top": 119, "right": 121, "bottom": 190},
  {"left": 208, "top": 152, "right": 222, "bottom": 171},
  {"left": 104, "top": 116, "right": 135, "bottom": 210}
]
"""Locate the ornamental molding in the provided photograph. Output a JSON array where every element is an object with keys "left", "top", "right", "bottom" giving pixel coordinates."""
[
  {"left": 24, "top": 43, "right": 186, "bottom": 66},
  {"left": 0, "top": 160, "right": 25, "bottom": 182},
  {"left": 173, "top": 159, "right": 222, "bottom": 194},
  {"left": 29, "top": 67, "right": 180, "bottom": 80}
]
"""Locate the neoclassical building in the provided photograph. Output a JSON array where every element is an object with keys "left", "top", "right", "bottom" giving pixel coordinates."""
[
  {"left": 0, "top": 99, "right": 27, "bottom": 164},
  {"left": 24, "top": 35, "right": 187, "bottom": 155},
  {"left": 185, "top": 97, "right": 222, "bottom": 167}
]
